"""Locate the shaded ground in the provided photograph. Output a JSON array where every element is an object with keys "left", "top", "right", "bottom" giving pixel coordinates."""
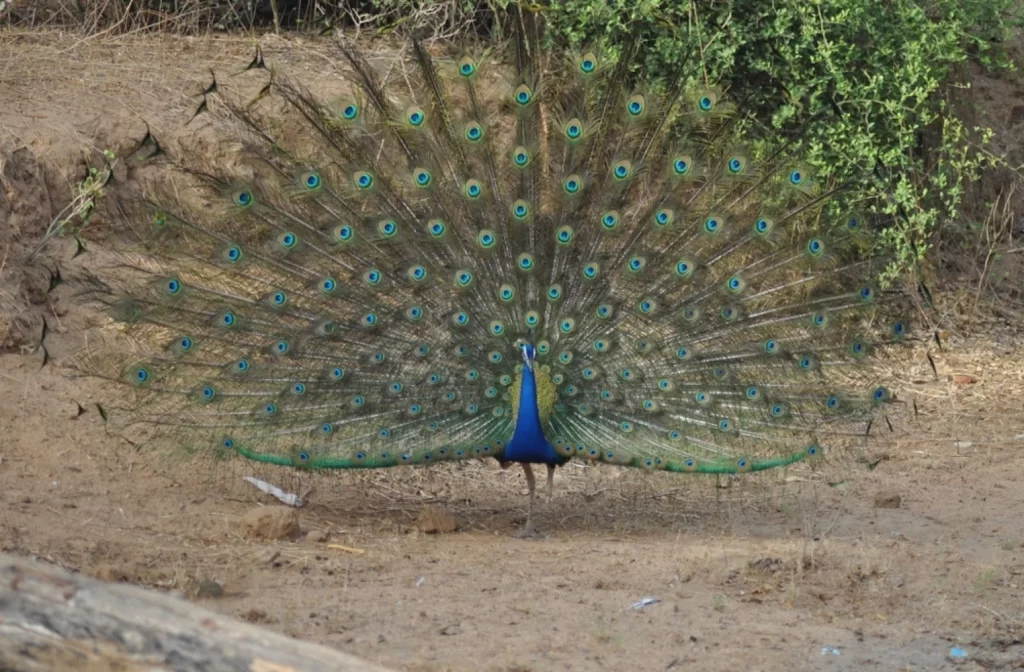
[{"left": 1, "top": 30, "right": 1024, "bottom": 671}]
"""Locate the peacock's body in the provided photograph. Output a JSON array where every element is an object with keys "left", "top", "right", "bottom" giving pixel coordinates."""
[{"left": 82, "top": 10, "right": 909, "bottom": 530}]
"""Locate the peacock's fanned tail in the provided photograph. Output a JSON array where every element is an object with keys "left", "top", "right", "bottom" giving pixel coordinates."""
[{"left": 78, "top": 15, "right": 910, "bottom": 476}]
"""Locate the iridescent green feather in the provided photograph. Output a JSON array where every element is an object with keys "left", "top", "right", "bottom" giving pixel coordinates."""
[{"left": 75, "top": 7, "right": 909, "bottom": 480}]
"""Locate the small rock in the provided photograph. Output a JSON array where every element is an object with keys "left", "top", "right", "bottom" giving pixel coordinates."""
[
  {"left": 952, "top": 374, "right": 977, "bottom": 386},
  {"left": 304, "top": 530, "right": 329, "bottom": 544},
  {"left": 874, "top": 492, "right": 901, "bottom": 509},
  {"left": 748, "top": 557, "right": 784, "bottom": 573},
  {"left": 440, "top": 624, "right": 461, "bottom": 636},
  {"left": 241, "top": 506, "right": 300, "bottom": 540},
  {"left": 92, "top": 565, "right": 128, "bottom": 583},
  {"left": 196, "top": 579, "right": 224, "bottom": 598},
  {"left": 252, "top": 549, "right": 281, "bottom": 565},
  {"left": 135, "top": 568, "right": 172, "bottom": 585},
  {"left": 240, "top": 608, "right": 271, "bottom": 624},
  {"left": 417, "top": 506, "right": 457, "bottom": 534}
]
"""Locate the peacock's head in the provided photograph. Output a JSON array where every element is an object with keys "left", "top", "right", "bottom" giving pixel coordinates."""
[{"left": 518, "top": 341, "right": 537, "bottom": 369}]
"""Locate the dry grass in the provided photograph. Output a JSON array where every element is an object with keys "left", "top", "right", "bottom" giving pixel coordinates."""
[{"left": 0, "top": 0, "right": 497, "bottom": 41}]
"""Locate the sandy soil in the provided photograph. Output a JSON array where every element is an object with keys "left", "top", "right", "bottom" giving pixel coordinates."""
[{"left": 1, "top": 30, "right": 1024, "bottom": 671}]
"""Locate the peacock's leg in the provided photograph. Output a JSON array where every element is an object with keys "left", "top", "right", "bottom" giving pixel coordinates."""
[
  {"left": 522, "top": 462, "right": 536, "bottom": 509},
  {"left": 515, "top": 463, "right": 543, "bottom": 538},
  {"left": 545, "top": 464, "right": 555, "bottom": 504}
]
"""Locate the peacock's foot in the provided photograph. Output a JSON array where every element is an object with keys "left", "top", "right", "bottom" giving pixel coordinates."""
[{"left": 514, "top": 518, "right": 545, "bottom": 540}]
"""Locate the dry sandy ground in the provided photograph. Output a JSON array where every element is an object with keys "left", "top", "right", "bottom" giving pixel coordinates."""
[{"left": 2, "top": 30, "right": 1024, "bottom": 671}]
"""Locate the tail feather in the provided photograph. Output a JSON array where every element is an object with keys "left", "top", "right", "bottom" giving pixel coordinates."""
[{"left": 75, "top": 15, "right": 910, "bottom": 476}]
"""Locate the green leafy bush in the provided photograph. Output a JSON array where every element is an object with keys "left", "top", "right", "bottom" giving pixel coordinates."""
[{"left": 539, "top": 0, "right": 1017, "bottom": 279}]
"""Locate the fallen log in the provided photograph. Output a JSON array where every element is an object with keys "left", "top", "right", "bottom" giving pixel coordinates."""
[{"left": 0, "top": 553, "right": 392, "bottom": 672}]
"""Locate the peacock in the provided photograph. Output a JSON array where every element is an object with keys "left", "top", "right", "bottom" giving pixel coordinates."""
[{"left": 76, "top": 8, "right": 910, "bottom": 534}]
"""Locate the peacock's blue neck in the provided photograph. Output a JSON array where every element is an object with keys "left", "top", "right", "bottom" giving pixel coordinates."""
[{"left": 505, "top": 361, "right": 562, "bottom": 465}]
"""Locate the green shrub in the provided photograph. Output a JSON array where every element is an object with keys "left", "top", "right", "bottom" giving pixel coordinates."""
[{"left": 538, "top": 0, "right": 1017, "bottom": 280}]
